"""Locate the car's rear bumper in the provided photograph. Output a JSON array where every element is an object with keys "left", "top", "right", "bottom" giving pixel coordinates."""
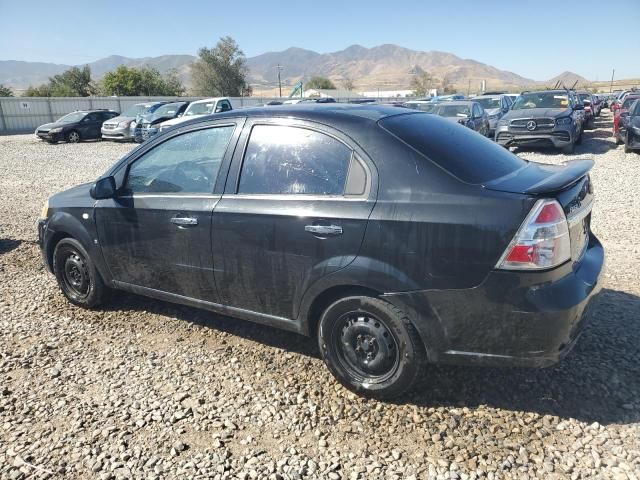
[{"left": 383, "top": 235, "right": 605, "bottom": 368}]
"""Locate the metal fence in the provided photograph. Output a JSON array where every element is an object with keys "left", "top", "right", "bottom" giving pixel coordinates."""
[{"left": 0, "top": 96, "right": 407, "bottom": 134}]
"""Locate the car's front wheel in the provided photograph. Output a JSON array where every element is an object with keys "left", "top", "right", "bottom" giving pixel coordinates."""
[
  {"left": 53, "top": 238, "right": 108, "bottom": 308},
  {"left": 318, "top": 296, "right": 425, "bottom": 399},
  {"left": 66, "top": 130, "right": 81, "bottom": 143}
]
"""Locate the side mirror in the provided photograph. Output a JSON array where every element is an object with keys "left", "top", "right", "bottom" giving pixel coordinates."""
[{"left": 90, "top": 176, "right": 116, "bottom": 200}]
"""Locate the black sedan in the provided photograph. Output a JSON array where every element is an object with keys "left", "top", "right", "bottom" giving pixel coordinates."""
[
  {"left": 37, "top": 105, "right": 604, "bottom": 399},
  {"left": 621, "top": 99, "right": 640, "bottom": 153},
  {"left": 35, "top": 110, "right": 119, "bottom": 143}
]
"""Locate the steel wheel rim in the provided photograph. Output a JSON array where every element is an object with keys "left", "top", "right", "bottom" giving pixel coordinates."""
[
  {"left": 332, "top": 311, "right": 400, "bottom": 383},
  {"left": 61, "top": 249, "right": 90, "bottom": 297}
]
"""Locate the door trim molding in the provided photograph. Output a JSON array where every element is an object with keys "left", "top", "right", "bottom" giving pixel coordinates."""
[{"left": 112, "top": 280, "right": 304, "bottom": 335}]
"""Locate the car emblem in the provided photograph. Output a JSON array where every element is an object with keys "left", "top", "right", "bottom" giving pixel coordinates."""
[{"left": 526, "top": 120, "right": 537, "bottom": 131}]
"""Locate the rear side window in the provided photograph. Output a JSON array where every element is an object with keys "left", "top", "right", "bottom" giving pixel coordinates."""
[
  {"left": 238, "top": 125, "right": 352, "bottom": 195},
  {"left": 380, "top": 113, "right": 527, "bottom": 184}
]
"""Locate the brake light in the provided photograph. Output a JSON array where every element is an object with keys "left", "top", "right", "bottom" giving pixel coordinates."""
[{"left": 496, "top": 199, "right": 571, "bottom": 270}]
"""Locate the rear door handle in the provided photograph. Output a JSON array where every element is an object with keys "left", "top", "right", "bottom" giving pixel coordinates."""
[
  {"left": 171, "top": 216, "right": 198, "bottom": 226},
  {"left": 305, "top": 224, "right": 343, "bottom": 236}
]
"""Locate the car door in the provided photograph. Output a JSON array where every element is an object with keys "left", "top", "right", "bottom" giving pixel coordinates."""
[
  {"left": 95, "top": 121, "right": 242, "bottom": 302},
  {"left": 472, "top": 104, "right": 483, "bottom": 132},
  {"left": 80, "top": 112, "right": 102, "bottom": 139},
  {"left": 212, "top": 120, "right": 376, "bottom": 320}
]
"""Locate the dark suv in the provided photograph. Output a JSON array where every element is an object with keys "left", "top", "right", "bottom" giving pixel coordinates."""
[
  {"left": 37, "top": 105, "right": 604, "bottom": 399},
  {"left": 495, "top": 90, "right": 584, "bottom": 153},
  {"left": 35, "top": 110, "right": 119, "bottom": 143}
]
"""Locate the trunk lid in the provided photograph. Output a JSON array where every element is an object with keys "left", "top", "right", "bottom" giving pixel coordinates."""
[{"left": 485, "top": 159, "right": 594, "bottom": 264}]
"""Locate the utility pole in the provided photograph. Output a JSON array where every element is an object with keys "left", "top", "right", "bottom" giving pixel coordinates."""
[
  {"left": 609, "top": 68, "right": 615, "bottom": 93},
  {"left": 276, "top": 64, "right": 283, "bottom": 98}
]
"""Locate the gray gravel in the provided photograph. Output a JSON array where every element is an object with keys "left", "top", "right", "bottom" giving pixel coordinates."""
[{"left": 1, "top": 113, "right": 639, "bottom": 480}]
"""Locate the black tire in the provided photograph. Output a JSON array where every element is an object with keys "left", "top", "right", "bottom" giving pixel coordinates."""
[
  {"left": 317, "top": 296, "right": 425, "bottom": 399},
  {"left": 615, "top": 134, "right": 623, "bottom": 145},
  {"left": 625, "top": 134, "right": 632, "bottom": 153},
  {"left": 66, "top": 130, "right": 81, "bottom": 143},
  {"left": 576, "top": 129, "right": 583, "bottom": 145},
  {"left": 53, "top": 238, "right": 108, "bottom": 308}
]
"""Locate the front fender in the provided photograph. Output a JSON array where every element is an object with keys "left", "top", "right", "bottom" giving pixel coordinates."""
[{"left": 44, "top": 210, "right": 111, "bottom": 284}]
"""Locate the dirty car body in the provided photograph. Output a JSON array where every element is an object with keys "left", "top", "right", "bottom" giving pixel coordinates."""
[{"left": 38, "top": 105, "right": 605, "bottom": 398}]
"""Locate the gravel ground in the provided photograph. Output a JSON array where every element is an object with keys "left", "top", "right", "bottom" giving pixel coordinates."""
[{"left": 1, "top": 112, "right": 639, "bottom": 480}]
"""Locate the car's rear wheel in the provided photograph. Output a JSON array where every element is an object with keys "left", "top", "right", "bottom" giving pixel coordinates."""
[
  {"left": 625, "top": 133, "right": 632, "bottom": 153},
  {"left": 53, "top": 238, "right": 107, "bottom": 308},
  {"left": 66, "top": 130, "right": 80, "bottom": 143},
  {"left": 318, "top": 296, "right": 425, "bottom": 399}
]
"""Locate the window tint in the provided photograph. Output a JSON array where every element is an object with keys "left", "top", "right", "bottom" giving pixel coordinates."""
[
  {"left": 85, "top": 113, "right": 100, "bottom": 122},
  {"left": 125, "top": 125, "right": 235, "bottom": 194},
  {"left": 380, "top": 113, "right": 527, "bottom": 184},
  {"left": 238, "top": 125, "right": 352, "bottom": 195}
]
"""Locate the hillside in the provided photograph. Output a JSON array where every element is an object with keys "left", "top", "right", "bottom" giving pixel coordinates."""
[{"left": 0, "top": 45, "right": 595, "bottom": 93}]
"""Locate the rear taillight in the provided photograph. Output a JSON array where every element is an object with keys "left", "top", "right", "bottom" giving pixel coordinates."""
[{"left": 496, "top": 199, "right": 571, "bottom": 270}]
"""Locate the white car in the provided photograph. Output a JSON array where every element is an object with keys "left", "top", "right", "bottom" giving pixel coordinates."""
[{"left": 158, "top": 97, "right": 233, "bottom": 132}]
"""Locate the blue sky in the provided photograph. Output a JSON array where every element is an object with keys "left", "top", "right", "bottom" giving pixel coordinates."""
[{"left": 1, "top": 0, "right": 638, "bottom": 80}]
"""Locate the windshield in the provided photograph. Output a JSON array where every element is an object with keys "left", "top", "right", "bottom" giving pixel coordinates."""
[
  {"left": 184, "top": 102, "right": 215, "bottom": 116},
  {"left": 405, "top": 102, "right": 437, "bottom": 113},
  {"left": 150, "top": 103, "right": 183, "bottom": 120},
  {"left": 475, "top": 97, "right": 501, "bottom": 109},
  {"left": 380, "top": 113, "right": 527, "bottom": 184},
  {"left": 512, "top": 92, "right": 569, "bottom": 110},
  {"left": 622, "top": 97, "right": 640, "bottom": 109},
  {"left": 435, "top": 104, "right": 470, "bottom": 117},
  {"left": 56, "top": 112, "right": 86, "bottom": 124},
  {"left": 122, "top": 104, "right": 149, "bottom": 117},
  {"left": 578, "top": 94, "right": 590, "bottom": 102}
]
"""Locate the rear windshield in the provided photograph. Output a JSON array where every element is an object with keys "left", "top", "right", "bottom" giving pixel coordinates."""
[{"left": 379, "top": 113, "right": 527, "bottom": 184}]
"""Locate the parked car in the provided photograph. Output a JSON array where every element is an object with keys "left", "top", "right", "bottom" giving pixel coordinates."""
[
  {"left": 431, "top": 101, "right": 490, "bottom": 136},
  {"left": 36, "top": 110, "right": 119, "bottom": 144},
  {"left": 134, "top": 101, "right": 190, "bottom": 142},
  {"left": 576, "top": 91, "right": 596, "bottom": 129},
  {"left": 505, "top": 93, "right": 520, "bottom": 104},
  {"left": 620, "top": 99, "right": 640, "bottom": 153},
  {"left": 404, "top": 100, "right": 439, "bottom": 113},
  {"left": 157, "top": 98, "right": 232, "bottom": 133},
  {"left": 495, "top": 90, "right": 584, "bottom": 153},
  {"left": 298, "top": 97, "right": 337, "bottom": 103},
  {"left": 473, "top": 94, "right": 513, "bottom": 136},
  {"left": 102, "top": 102, "right": 168, "bottom": 141},
  {"left": 35, "top": 105, "right": 605, "bottom": 398},
  {"left": 613, "top": 94, "right": 640, "bottom": 143}
]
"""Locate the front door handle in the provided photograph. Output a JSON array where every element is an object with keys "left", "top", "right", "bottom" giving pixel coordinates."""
[
  {"left": 305, "top": 224, "right": 343, "bottom": 236},
  {"left": 171, "top": 216, "right": 198, "bottom": 226}
]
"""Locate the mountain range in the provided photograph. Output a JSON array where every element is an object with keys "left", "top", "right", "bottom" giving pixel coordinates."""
[{"left": 0, "top": 44, "right": 590, "bottom": 93}]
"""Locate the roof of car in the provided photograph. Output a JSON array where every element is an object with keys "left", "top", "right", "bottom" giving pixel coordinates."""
[
  {"left": 198, "top": 104, "right": 412, "bottom": 123},
  {"left": 473, "top": 94, "right": 501, "bottom": 99},
  {"left": 435, "top": 101, "right": 475, "bottom": 106}
]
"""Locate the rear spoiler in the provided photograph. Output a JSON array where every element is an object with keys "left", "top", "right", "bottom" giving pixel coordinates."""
[{"left": 523, "top": 159, "right": 594, "bottom": 194}]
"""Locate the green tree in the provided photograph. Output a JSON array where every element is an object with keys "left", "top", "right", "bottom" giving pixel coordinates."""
[
  {"left": 191, "top": 36, "right": 247, "bottom": 96},
  {"left": 410, "top": 72, "right": 434, "bottom": 97},
  {"left": 101, "top": 66, "right": 184, "bottom": 96},
  {"left": 49, "top": 66, "right": 95, "bottom": 96},
  {"left": 342, "top": 77, "right": 355, "bottom": 91},
  {"left": 305, "top": 76, "right": 336, "bottom": 90},
  {"left": 0, "top": 84, "right": 13, "bottom": 97},
  {"left": 24, "top": 84, "right": 52, "bottom": 97}
]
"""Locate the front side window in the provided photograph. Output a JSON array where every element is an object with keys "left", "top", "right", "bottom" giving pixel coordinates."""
[
  {"left": 238, "top": 125, "right": 352, "bottom": 195},
  {"left": 125, "top": 125, "right": 235, "bottom": 194}
]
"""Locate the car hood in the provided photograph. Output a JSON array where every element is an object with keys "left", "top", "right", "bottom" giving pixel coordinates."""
[
  {"left": 485, "top": 108, "right": 501, "bottom": 116},
  {"left": 104, "top": 115, "right": 135, "bottom": 124},
  {"left": 503, "top": 108, "right": 572, "bottom": 119},
  {"left": 37, "top": 122, "right": 57, "bottom": 131},
  {"left": 49, "top": 182, "right": 94, "bottom": 208}
]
